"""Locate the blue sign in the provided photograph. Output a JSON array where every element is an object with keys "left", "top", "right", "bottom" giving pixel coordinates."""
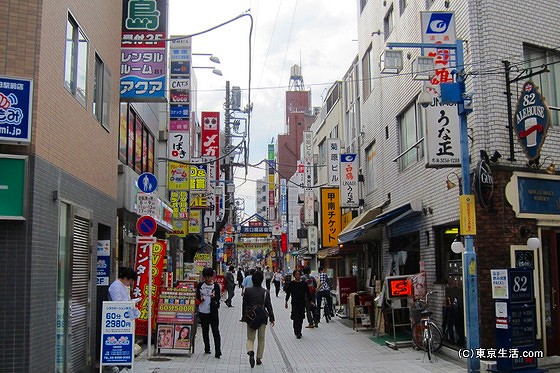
[
  {"left": 425, "top": 12, "right": 453, "bottom": 34},
  {"left": 518, "top": 177, "right": 560, "bottom": 215},
  {"left": 138, "top": 172, "right": 158, "bottom": 193},
  {"left": 100, "top": 301, "right": 135, "bottom": 367},
  {"left": 170, "top": 104, "right": 190, "bottom": 118},
  {"left": 0, "top": 76, "right": 33, "bottom": 143},
  {"left": 171, "top": 61, "right": 190, "bottom": 75}
]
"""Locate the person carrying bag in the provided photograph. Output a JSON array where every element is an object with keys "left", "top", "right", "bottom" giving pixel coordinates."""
[{"left": 241, "top": 270, "right": 275, "bottom": 368}]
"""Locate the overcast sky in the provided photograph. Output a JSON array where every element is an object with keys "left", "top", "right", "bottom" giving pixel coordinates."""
[{"left": 169, "top": 0, "right": 358, "bottom": 218}]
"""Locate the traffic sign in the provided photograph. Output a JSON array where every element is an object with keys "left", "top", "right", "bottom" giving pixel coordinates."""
[
  {"left": 137, "top": 215, "right": 157, "bottom": 236},
  {"left": 138, "top": 172, "right": 158, "bottom": 194}
]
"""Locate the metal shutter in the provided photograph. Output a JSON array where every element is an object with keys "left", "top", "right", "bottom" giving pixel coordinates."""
[{"left": 69, "top": 216, "right": 91, "bottom": 372}]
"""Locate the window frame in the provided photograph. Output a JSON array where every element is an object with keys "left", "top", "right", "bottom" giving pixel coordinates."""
[
  {"left": 93, "top": 53, "right": 111, "bottom": 130},
  {"left": 64, "top": 14, "right": 88, "bottom": 107},
  {"left": 396, "top": 102, "right": 424, "bottom": 171},
  {"left": 361, "top": 45, "right": 372, "bottom": 100},
  {"left": 384, "top": 5, "right": 395, "bottom": 41}
]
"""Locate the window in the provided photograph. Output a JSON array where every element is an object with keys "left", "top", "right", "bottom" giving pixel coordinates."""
[
  {"left": 384, "top": 5, "right": 395, "bottom": 40},
  {"left": 524, "top": 45, "right": 560, "bottom": 125},
  {"left": 365, "top": 142, "right": 378, "bottom": 193},
  {"left": 64, "top": 15, "right": 88, "bottom": 106},
  {"left": 318, "top": 139, "right": 326, "bottom": 165},
  {"left": 397, "top": 103, "right": 424, "bottom": 170},
  {"left": 359, "top": 0, "right": 368, "bottom": 13},
  {"left": 361, "top": 46, "right": 373, "bottom": 99},
  {"left": 399, "top": 0, "right": 407, "bottom": 15},
  {"left": 93, "top": 54, "right": 111, "bottom": 129},
  {"left": 118, "top": 106, "right": 155, "bottom": 174}
]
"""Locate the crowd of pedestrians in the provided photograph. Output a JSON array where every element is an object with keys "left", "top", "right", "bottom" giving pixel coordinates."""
[{"left": 190, "top": 264, "right": 333, "bottom": 368}]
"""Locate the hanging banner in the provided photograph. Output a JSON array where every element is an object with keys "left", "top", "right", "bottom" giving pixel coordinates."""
[
  {"left": 424, "top": 102, "right": 461, "bottom": 167},
  {"left": 133, "top": 238, "right": 167, "bottom": 336},
  {"left": 201, "top": 112, "right": 220, "bottom": 158},
  {"left": 321, "top": 188, "right": 341, "bottom": 247},
  {"left": 340, "top": 154, "right": 359, "bottom": 208}
]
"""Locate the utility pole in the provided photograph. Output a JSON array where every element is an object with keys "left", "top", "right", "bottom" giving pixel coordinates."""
[{"left": 211, "top": 81, "right": 233, "bottom": 269}]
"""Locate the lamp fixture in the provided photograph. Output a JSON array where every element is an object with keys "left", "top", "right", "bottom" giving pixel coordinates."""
[
  {"left": 489, "top": 150, "right": 502, "bottom": 163},
  {"left": 527, "top": 237, "right": 541, "bottom": 250},
  {"left": 451, "top": 235, "right": 465, "bottom": 254},
  {"left": 192, "top": 53, "right": 221, "bottom": 64},
  {"left": 192, "top": 66, "right": 223, "bottom": 76},
  {"left": 528, "top": 156, "right": 556, "bottom": 174},
  {"left": 446, "top": 171, "right": 462, "bottom": 192},
  {"left": 380, "top": 49, "right": 403, "bottom": 74}
]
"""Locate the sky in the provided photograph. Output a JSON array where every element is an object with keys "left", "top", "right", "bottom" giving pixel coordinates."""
[{"left": 168, "top": 0, "right": 358, "bottom": 219}]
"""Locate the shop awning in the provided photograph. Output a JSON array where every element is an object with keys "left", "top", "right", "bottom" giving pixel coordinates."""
[
  {"left": 337, "top": 206, "right": 383, "bottom": 243},
  {"left": 317, "top": 246, "right": 340, "bottom": 259},
  {"left": 338, "top": 200, "right": 422, "bottom": 244}
]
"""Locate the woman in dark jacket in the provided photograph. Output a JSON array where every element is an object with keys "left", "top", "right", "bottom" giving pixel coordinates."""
[
  {"left": 284, "top": 269, "right": 312, "bottom": 339},
  {"left": 242, "top": 270, "right": 275, "bottom": 368},
  {"left": 237, "top": 268, "right": 244, "bottom": 288}
]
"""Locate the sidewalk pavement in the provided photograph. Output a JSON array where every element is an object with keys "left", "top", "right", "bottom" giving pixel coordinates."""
[{"left": 131, "top": 286, "right": 471, "bottom": 372}]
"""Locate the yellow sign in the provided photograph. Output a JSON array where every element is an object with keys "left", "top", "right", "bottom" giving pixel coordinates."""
[
  {"left": 189, "top": 210, "right": 201, "bottom": 234},
  {"left": 459, "top": 195, "right": 477, "bottom": 235},
  {"left": 189, "top": 165, "right": 207, "bottom": 191},
  {"left": 169, "top": 190, "right": 189, "bottom": 219},
  {"left": 321, "top": 188, "right": 341, "bottom": 247},
  {"left": 189, "top": 193, "right": 209, "bottom": 208},
  {"left": 168, "top": 161, "right": 189, "bottom": 190},
  {"left": 169, "top": 220, "right": 187, "bottom": 237}
]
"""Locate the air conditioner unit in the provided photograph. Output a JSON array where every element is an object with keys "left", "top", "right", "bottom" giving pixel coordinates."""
[
  {"left": 118, "top": 164, "right": 125, "bottom": 174},
  {"left": 159, "top": 130, "right": 168, "bottom": 141}
]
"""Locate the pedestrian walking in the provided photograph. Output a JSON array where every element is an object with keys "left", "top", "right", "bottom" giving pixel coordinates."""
[
  {"left": 273, "top": 269, "right": 283, "bottom": 297},
  {"left": 242, "top": 270, "right": 275, "bottom": 368},
  {"left": 316, "top": 266, "right": 334, "bottom": 322},
  {"left": 195, "top": 267, "right": 222, "bottom": 358},
  {"left": 237, "top": 267, "right": 244, "bottom": 289},
  {"left": 224, "top": 265, "right": 236, "bottom": 307},
  {"left": 264, "top": 266, "right": 273, "bottom": 291},
  {"left": 284, "top": 269, "right": 313, "bottom": 339},
  {"left": 241, "top": 268, "right": 255, "bottom": 295},
  {"left": 302, "top": 267, "right": 318, "bottom": 328}
]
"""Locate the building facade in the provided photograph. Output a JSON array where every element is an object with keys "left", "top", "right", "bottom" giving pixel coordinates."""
[{"left": 353, "top": 0, "right": 560, "bottom": 357}]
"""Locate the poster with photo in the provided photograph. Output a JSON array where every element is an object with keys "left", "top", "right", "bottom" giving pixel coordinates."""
[
  {"left": 173, "top": 324, "right": 191, "bottom": 349},
  {"left": 157, "top": 325, "right": 174, "bottom": 349}
]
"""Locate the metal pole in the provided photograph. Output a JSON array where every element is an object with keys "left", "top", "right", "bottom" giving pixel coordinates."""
[
  {"left": 456, "top": 40, "right": 480, "bottom": 373},
  {"left": 147, "top": 242, "right": 153, "bottom": 358},
  {"left": 503, "top": 60, "right": 516, "bottom": 162}
]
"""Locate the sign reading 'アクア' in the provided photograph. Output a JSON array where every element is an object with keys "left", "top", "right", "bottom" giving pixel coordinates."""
[{"left": 0, "top": 76, "right": 33, "bottom": 143}]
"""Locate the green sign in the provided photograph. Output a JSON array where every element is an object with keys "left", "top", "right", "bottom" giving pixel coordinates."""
[{"left": 0, "top": 156, "right": 26, "bottom": 219}]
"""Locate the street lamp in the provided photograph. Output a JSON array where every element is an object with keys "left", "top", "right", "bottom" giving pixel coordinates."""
[
  {"left": 191, "top": 66, "right": 223, "bottom": 76},
  {"left": 192, "top": 53, "right": 221, "bottom": 64}
]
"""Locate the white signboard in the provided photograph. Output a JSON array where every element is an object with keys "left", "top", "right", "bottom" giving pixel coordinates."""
[
  {"left": 136, "top": 193, "right": 158, "bottom": 216},
  {"left": 327, "top": 138, "right": 341, "bottom": 186},
  {"left": 308, "top": 226, "right": 318, "bottom": 254},
  {"left": 100, "top": 301, "right": 136, "bottom": 368},
  {"left": 340, "top": 154, "right": 359, "bottom": 208},
  {"left": 304, "top": 188, "right": 314, "bottom": 225},
  {"left": 170, "top": 78, "right": 190, "bottom": 90},
  {"left": 421, "top": 12, "right": 456, "bottom": 45},
  {"left": 168, "top": 132, "right": 190, "bottom": 161},
  {"left": 424, "top": 101, "right": 461, "bottom": 167},
  {"left": 491, "top": 269, "right": 509, "bottom": 299}
]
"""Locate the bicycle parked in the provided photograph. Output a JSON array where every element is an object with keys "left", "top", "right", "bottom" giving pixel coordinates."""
[{"left": 411, "top": 291, "right": 443, "bottom": 361}]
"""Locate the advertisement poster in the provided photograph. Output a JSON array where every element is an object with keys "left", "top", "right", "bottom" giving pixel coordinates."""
[
  {"left": 96, "top": 240, "right": 111, "bottom": 286},
  {"left": 0, "top": 76, "right": 33, "bottom": 143},
  {"left": 157, "top": 325, "right": 174, "bottom": 348},
  {"left": 173, "top": 324, "right": 192, "bottom": 349},
  {"left": 133, "top": 238, "right": 167, "bottom": 336},
  {"left": 100, "top": 301, "right": 135, "bottom": 366}
]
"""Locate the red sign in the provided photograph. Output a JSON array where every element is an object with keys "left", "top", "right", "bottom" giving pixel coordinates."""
[
  {"left": 338, "top": 276, "right": 358, "bottom": 305},
  {"left": 215, "top": 275, "right": 225, "bottom": 295},
  {"left": 136, "top": 215, "right": 157, "bottom": 236},
  {"left": 281, "top": 233, "right": 287, "bottom": 253},
  {"left": 386, "top": 276, "right": 412, "bottom": 299},
  {"left": 201, "top": 112, "right": 220, "bottom": 158},
  {"left": 133, "top": 238, "right": 167, "bottom": 336}
]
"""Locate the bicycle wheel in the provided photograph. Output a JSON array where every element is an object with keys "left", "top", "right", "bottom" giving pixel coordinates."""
[
  {"left": 411, "top": 321, "right": 424, "bottom": 349},
  {"left": 424, "top": 327, "right": 432, "bottom": 361},
  {"left": 324, "top": 305, "right": 331, "bottom": 323},
  {"left": 427, "top": 322, "right": 443, "bottom": 352}
]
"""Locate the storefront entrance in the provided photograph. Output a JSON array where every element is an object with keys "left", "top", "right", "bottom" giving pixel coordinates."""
[{"left": 542, "top": 229, "right": 560, "bottom": 356}]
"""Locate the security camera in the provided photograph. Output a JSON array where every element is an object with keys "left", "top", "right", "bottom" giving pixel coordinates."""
[{"left": 418, "top": 91, "right": 433, "bottom": 108}]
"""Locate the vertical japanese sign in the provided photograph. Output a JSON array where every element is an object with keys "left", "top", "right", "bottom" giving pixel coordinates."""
[
  {"left": 420, "top": 12, "right": 461, "bottom": 168},
  {"left": 303, "top": 131, "right": 315, "bottom": 225},
  {"left": 268, "top": 144, "right": 276, "bottom": 221},
  {"left": 100, "top": 301, "right": 136, "bottom": 367},
  {"left": 321, "top": 188, "right": 341, "bottom": 247},
  {"left": 133, "top": 238, "right": 167, "bottom": 336},
  {"left": 308, "top": 226, "right": 318, "bottom": 254},
  {"left": 201, "top": 112, "right": 220, "bottom": 158},
  {"left": 327, "top": 138, "right": 340, "bottom": 186},
  {"left": 340, "top": 154, "right": 359, "bottom": 208},
  {"left": 120, "top": 0, "right": 168, "bottom": 101},
  {"left": 96, "top": 240, "right": 111, "bottom": 286},
  {"left": 168, "top": 132, "right": 190, "bottom": 161},
  {"left": 0, "top": 76, "right": 33, "bottom": 143}
]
